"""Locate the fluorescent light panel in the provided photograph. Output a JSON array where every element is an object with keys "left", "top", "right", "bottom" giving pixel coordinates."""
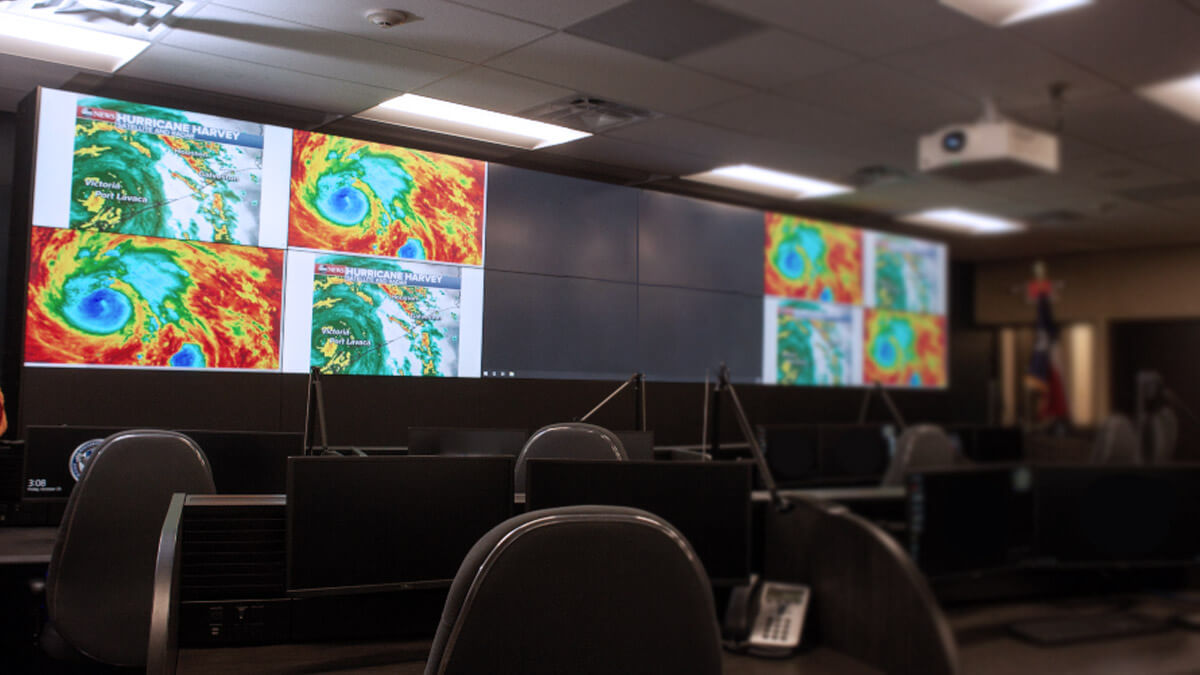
[
  {"left": 901, "top": 208, "right": 1024, "bottom": 235},
  {"left": 1140, "top": 73, "right": 1200, "bottom": 125},
  {"left": 0, "top": 13, "right": 149, "bottom": 72},
  {"left": 357, "top": 94, "right": 591, "bottom": 150},
  {"left": 685, "top": 164, "right": 852, "bottom": 200},
  {"left": 940, "top": 0, "right": 1092, "bottom": 26}
]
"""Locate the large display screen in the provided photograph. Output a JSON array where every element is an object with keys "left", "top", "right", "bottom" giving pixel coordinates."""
[
  {"left": 24, "top": 88, "right": 948, "bottom": 388},
  {"left": 760, "top": 213, "right": 947, "bottom": 388}
]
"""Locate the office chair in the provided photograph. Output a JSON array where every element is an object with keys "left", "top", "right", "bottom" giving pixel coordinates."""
[
  {"left": 43, "top": 429, "right": 215, "bottom": 667},
  {"left": 1145, "top": 407, "right": 1179, "bottom": 465},
  {"left": 424, "top": 505, "right": 723, "bottom": 675},
  {"left": 1090, "top": 414, "right": 1142, "bottom": 464},
  {"left": 513, "top": 422, "right": 627, "bottom": 492},
  {"left": 880, "top": 424, "right": 959, "bottom": 487}
]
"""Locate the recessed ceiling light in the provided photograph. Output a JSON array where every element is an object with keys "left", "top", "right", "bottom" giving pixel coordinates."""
[
  {"left": 1139, "top": 73, "right": 1200, "bottom": 124},
  {"left": 900, "top": 208, "right": 1025, "bottom": 235},
  {"left": 0, "top": 13, "right": 149, "bottom": 72},
  {"left": 357, "top": 94, "right": 591, "bottom": 150},
  {"left": 683, "top": 164, "right": 852, "bottom": 200},
  {"left": 940, "top": 0, "right": 1092, "bottom": 26}
]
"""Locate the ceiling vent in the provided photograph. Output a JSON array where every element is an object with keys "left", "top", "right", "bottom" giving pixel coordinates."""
[
  {"left": 847, "top": 164, "right": 910, "bottom": 189},
  {"left": 522, "top": 96, "right": 661, "bottom": 134},
  {"left": 3, "top": 0, "right": 186, "bottom": 36}
]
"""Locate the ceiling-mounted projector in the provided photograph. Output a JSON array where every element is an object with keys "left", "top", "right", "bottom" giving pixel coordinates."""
[{"left": 918, "top": 117, "right": 1059, "bottom": 181}]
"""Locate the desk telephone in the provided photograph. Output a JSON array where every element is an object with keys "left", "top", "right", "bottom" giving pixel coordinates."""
[{"left": 723, "top": 576, "right": 810, "bottom": 657}]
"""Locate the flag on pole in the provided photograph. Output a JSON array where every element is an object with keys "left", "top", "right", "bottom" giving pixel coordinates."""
[{"left": 1025, "top": 278, "right": 1069, "bottom": 423}]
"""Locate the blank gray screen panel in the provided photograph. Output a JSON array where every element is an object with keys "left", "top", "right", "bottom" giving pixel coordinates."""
[
  {"left": 484, "top": 164, "right": 638, "bottom": 282},
  {"left": 482, "top": 270, "right": 638, "bottom": 380},
  {"left": 637, "top": 190, "right": 764, "bottom": 294},
  {"left": 638, "top": 285, "right": 762, "bottom": 383}
]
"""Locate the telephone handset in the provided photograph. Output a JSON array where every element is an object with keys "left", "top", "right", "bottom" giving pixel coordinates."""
[{"left": 723, "top": 575, "right": 810, "bottom": 658}]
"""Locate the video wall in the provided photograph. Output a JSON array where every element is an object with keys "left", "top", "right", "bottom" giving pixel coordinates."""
[{"left": 23, "top": 88, "right": 947, "bottom": 388}]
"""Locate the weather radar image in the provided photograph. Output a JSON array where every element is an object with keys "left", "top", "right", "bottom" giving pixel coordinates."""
[
  {"left": 863, "top": 309, "right": 947, "bottom": 388},
  {"left": 865, "top": 233, "right": 946, "bottom": 315},
  {"left": 771, "top": 299, "right": 862, "bottom": 386},
  {"left": 70, "top": 97, "right": 265, "bottom": 245},
  {"left": 289, "top": 131, "right": 485, "bottom": 264},
  {"left": 25, "top": 227, "right": 283, "bottom": 369},
  {"left": 764, "top": 213, "right": 862, "bottom": 304},
  {"left": 308, "top": 255, "right": 464, "bottom": 377}
]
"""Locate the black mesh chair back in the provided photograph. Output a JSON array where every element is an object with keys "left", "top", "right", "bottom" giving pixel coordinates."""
[
  {"left": 881, "top": 424, "right": 959, "bottom": 486},
  {"left": 424, "top": 505, "right": 723, "bottom": 675},
  {"left": 1146, "top": 408, "right": 1179, "bottom": 465},
  {"left": 513, "top": 422, "right": 627, "bottom": 491},
  {"left": 45, "top": 429, "right": 215, "bottom": 666},
  {"left": 1091, "top": 414, "right": 1142, "bottom": 464}
]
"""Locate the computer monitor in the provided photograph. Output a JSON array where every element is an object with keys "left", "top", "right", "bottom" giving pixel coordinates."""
[
  {"left": 758, "top": 425, "right": 820, "bottom": 485},
  {"left": 524, "top": 459, "right": 753, "bottom": 585},
  {"left": 22, "top": 425, "right": 122, "bottom": 500},
  {"left": 286, "top": 456, "right": 514, "bottom": 595},
  {"left": 819, "top": 424, "right": 892, "bottom": 480},
  {"left": 613, "top": 430, "right": 655, "bottom": 461},
  {"left": 406, "top": 427, "right": 528, "bottom": 457},
  {"left": 1033, "top": 467, "right": 1200, "bottom": 566},
  {"left": 177, "top": 429, "right": 302, "bottom": 494},
  {"left": 907, "top": 467, "right": 1034, "bottom": 577}
]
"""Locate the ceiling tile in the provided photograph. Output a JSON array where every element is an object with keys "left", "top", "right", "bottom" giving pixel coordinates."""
[
  {"left": 540, "top": 134, "right": 715, "bottom": 177},
  {"left": 1013, "top": 0, "right": 1200, "bottom": 88},
  {"left": 1129, "top": 141, "right": 1200, "bottom": 179},
  {"left": 564, "top": 0, "right": 763, "bottom": 61},
  {"left": 824, "top": 174, "right": 1021, "bottom": 217},
  {"left": 213, "top": 0, "right": 551, "bottom": 63},
  {"left": 449, "top": 0, "right": 631, "bottom": 30},
  {"left": 606, "top": 116, "right": 869, "bottom": 181},
  {"left": 416, "top": 66, "right": 573, "bottom": 114},
  {"left": 774, "top": 62, "right": 978, "bottom": 133},
  {"left": 1012, "top": 92, "right": 1200, "bottom": 153},
  {"left": 886, "top": 31, "right": 1119, "bottom": 111},
  {"left": 686, "top": 92, "right": 904, "bottom": 157},
  {"left": 1055, "top": 139, "right": 1186, "bottom": 193},
  {"left": 164, "top": 5, "right": 465, "bottom": 91},
  {"left": 969, "top": 174, "right": 1116, "bottom": 214},
  {"left": 705, "top": 0, "right": 981, "bottom": 57},
  {"left": 120, "top": 45, "right": 396, "bottom": 115},
  {"left": 485, "top": 33, "right": 752, "bottom": 115},
  {"left": 673, "top": 28, "right": 859, "bottom": 89}
]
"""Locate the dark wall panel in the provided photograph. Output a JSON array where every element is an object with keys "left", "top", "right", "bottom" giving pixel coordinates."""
[
  {"left": 481, "top": 270, "right": 638, "bottom": 380},
  {"left": 20, "top": 368, "right": 286, "bottom": 431},
  {"left": 637, "top": 190, "right": 764, "bottom": 293},
  {"left": 484, "top": 164, "right": 637, "bottom": 282},
  {"left": 638, "top": 285, "right": 762, "bottom": 383}
]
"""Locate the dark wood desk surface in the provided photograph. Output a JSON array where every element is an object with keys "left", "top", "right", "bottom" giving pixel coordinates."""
[
  {"left": 177, "top": 641, "right": 881, "bottom": 675},
  {"left": 949, "top": 596, "right": 1200, "bottom": 675},
  {"left": 0, "top": 526, "right": 57, "bottom": 564}
]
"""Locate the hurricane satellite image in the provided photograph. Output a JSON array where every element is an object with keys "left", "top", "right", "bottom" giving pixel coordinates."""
[
  {"left": 25, "top": 227, "right": 283, "bottom": 369},
  {"left": 309, "top": 254, "right": 463, "bottom": 377},
  {"left": 70, "top": 98, "right": 265, "bottom": 246},
  {"left": 289, "top": 131, "right": 485, "bottom": 264}
]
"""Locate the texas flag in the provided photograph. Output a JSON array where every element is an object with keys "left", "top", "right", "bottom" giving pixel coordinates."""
[{"left": 1026, "top": 280, "right": 1069, "bottom": 423}]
